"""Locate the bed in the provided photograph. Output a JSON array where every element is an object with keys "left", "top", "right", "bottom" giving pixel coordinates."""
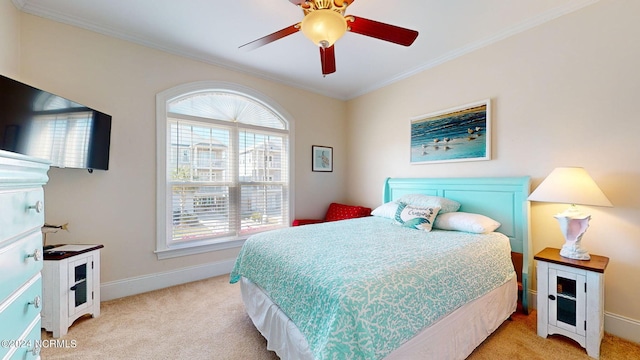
[{"left": 230, "top": 176, "right": 531, "bottom": 359}]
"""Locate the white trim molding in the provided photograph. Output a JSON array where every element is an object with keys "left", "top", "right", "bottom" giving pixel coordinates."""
[
  {"left": 155, "top": 80, "right": 294, "bottom": 260},
  {"left": 13, "top": 0, "right": 600, "bottom": 100},
  {"left": 100, "top": 259, "right": 235, "bottom": 301},
  {"left": 604, "top": 312, "right": 640, "bottom": 345}
]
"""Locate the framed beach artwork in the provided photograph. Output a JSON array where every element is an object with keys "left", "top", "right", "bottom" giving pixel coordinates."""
[
  {"left": 410, "top": 99, "right": 491, "bottom": 164},
  {"left": 312, "top": 145, "right": 333, "bottom": 172}
]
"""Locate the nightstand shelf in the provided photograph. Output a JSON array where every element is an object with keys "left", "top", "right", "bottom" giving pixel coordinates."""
[
  {"left": 535, "top": 247, "right": 609, "bottom": 359},
  {"left": 42, "top": 244, "right": 103, "bottom": 338}
]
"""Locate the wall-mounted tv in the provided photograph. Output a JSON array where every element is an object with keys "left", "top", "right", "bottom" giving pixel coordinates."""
[{"left": 0, "top": 74, "right": 112, "bottom": 171}]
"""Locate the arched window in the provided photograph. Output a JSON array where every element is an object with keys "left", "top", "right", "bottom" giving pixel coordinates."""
[{"left": 156, "top": 82, "right": 291, "bottom": 259}]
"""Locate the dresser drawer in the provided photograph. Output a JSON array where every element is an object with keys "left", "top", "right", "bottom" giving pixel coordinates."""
[
  {"left": 0, "top": 275, "right": 41, "bottom": 359},
  {"left": 0, "top": 188, "right": 44, "bottom": 242},
  {"left": 0, "top": 232, "right": 43, "bottom": 304},
  {"left": 3, "top": 316, "right": 42, "bottom": 360}
]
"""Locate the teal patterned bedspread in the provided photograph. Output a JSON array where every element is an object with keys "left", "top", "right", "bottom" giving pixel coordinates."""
[{"left": 230, "top": 216, "right": 515, "bottom": 360}]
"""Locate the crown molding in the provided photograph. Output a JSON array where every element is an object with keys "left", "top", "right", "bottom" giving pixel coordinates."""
[
  {"left": 348, "top": 0, "right": 600, "bottom": 99},
  {"left": 15, "top": 0, "right": 599, "bottom": 101},
  {"left": 16, "top": 0, "right": 342, "bottom": 100},
  {"left": 11, "top": 0, "right": 28, "bottom": 10}
]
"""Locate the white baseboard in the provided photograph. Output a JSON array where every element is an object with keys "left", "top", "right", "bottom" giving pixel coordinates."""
[
  {"left": 604, "top": 312, "right": 640, "bottom": 344},
  {"left": 529, "top": 290, "right": 640, "bottom": 344},
  {"left": 100, "top": 259, "right": 236, "bottom": 301}
]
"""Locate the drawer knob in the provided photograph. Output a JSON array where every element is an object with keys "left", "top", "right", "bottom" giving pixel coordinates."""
[
  {"left": 28, "top": 295, "right": 41, "bottom": 309},
  {"left": 28, "top": 200, "right": 44, "bottom": 213},
  {"left": 26, "top": 249, "right": 42, "bottom": 262},
  {"left": 31, "top": 344, "right": 41, "bottom": 356}
]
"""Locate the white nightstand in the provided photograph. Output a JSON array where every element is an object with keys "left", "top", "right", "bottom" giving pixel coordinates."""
[
  {"left": 42, "top": 244, "right": 103, "bottom": 338},
  {"left": 535, "top": 247, "right": 609, "bottom": 359}
]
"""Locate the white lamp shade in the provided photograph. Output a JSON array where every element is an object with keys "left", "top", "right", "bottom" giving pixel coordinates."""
[
  {"left": 301, "top": 9, "right": 347, "bottom": 47},
  {"left": 527, "top": 167, "right": 612, "bottom": 207}
]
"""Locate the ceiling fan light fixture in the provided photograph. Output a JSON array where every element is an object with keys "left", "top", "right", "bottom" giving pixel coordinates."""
[
  {"left": 239, "top": 1, "right": 418, "bottom": 75},
  {"left": 301, "top": 9, "right": 347, "bottom": 48}
]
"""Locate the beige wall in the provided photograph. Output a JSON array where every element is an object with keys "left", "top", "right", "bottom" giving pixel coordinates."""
[
  {"left": 14, "top": 14, "right": 347, "bottom": 284},
  {"left": 346, "top": 0, "right": 640, "bottom": 339},
  {"left": 0, "top": 0, "right": 21, "bottom": 76},
  {"left": 6, "top": 0, "right": 638, "bottom": 342}
]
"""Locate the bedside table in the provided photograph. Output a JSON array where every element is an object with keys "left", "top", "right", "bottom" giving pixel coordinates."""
[
  {"left": 535, "top": 247, "right": 609, "bottom": 359},
  {"left": 42, "top": 244, "right": 103, "bottom": 338}
]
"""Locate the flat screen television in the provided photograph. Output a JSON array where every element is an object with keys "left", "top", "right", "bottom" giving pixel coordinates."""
[{"left": 0, "top": 74, "right": 111, "bottom": 171}]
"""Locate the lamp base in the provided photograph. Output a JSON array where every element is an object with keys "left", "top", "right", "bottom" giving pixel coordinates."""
[
  {"left": 560, "top": 241, "right": 591, "bottom": 260},
  {"left": 554, "top": 205, "right": 592, "bottom": 260}
]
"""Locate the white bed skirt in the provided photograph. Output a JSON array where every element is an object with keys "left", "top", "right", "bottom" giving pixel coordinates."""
[{"left": 240, "top": 275, "right": 517, "bottom": 360}]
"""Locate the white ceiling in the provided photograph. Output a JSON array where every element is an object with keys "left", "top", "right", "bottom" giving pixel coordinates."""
[{"left": 13, "top": 0, "right": 597, "bottom": 100}]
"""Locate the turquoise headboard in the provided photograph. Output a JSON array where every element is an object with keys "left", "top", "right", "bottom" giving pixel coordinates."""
[{"left": 382, "top": 176, "right": 531, "bottom": 312}]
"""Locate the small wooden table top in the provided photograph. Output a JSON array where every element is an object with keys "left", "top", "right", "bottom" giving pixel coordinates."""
[
  {"left": 534, "top": 247, "right": 609, "bottom": 273},
  {"left": 43, "top": 244, "right": 104, "bottom": 261}
]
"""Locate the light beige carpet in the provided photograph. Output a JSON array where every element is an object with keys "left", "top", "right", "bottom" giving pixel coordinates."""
[{"left": 41, "top": 275, "right": 640, "bottom": 359}]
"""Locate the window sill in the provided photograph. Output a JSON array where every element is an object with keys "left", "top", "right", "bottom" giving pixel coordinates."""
[{"left": 155, "top": 238, "right": 246, "bottom": 260}]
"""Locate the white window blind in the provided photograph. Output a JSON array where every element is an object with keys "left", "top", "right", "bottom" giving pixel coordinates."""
[
  {"left": 238, "top": 130, "right": 288, "bottom": 235},
  {"left": 159, "top": 86, "right": 290, "bottom": 256},
  {"left": 169, "top": 119, "right": 236, "bottom": 242}
]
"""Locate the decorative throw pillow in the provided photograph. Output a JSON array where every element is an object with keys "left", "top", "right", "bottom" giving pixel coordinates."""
[
  {"left": 396, "top": 194, "right": 461, "bottom": 214},
  {"left": 433, "top": 212, "right": 501, "bottom": 234},
  {"left": 394, "top": 202, "right": 440, "bottom": 231},
  {"left": 324, "top": 203, "right": 372, "bottom": 222}
]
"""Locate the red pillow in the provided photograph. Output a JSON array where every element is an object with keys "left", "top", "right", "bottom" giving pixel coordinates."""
[{"left": 324, "top": 203, "right": 372, "bottom": 222}]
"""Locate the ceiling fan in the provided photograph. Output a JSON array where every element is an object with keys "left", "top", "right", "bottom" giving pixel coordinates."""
[{"left": 239, "top": 0, "right": 419, "bottom": 76}]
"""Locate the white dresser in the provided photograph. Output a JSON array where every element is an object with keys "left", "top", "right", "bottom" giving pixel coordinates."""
[{"left": 0, "top": 150, "right": 50, "bottom": 360}]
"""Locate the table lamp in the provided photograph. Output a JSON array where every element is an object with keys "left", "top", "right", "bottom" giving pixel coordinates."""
[{"left": 527, "top": 167, "right": 612, "bottom": 260}]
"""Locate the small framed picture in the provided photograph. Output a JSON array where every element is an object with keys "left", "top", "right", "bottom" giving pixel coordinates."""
[{"left": 312, "top": 145, "right": 333, "bottom": 172}]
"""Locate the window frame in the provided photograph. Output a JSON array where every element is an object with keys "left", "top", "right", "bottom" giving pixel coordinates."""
[{"left": 155, "top": 81, "right": 295, "bottom": 259}]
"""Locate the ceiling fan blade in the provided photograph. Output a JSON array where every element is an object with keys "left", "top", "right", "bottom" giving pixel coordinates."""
[
  {"left": 347, "top": 16, "right": 418, "bottom": 46},
  {"left": 320, "top": 45, "right": 336, "bottom": 76},
  {"left": 239, "top": 24, "right": 300, "bottom": 51}
]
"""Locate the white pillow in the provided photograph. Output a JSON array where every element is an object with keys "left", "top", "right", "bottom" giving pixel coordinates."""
[
  {"left": 371, "top": 202, "right": 399, "bottom": 218},
  {"left": 396, "top": 194, "right": 460, "bottom": 214},
  {"left": 433, "top": 212, "right": 501, "bottom": 234},
  {"left": 393, "top": 203, "right": 440, "bottom": 231}
]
